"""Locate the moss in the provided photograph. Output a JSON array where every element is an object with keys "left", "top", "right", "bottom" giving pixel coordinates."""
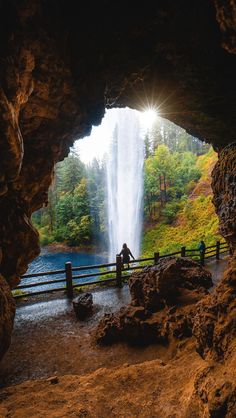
[{"left": 12, "top": 289, "right": 26, "bottom": 297}]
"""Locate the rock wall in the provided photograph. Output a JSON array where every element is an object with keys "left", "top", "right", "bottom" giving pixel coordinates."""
[
  {"left": 212, "top": 143, "right": 236, "bottom": 254},
  {"left": 214, "top": 0, "right": 236, "bottom": 53},
  {"left": 194, "top": 142, "right": 236, "bottom": 363},
  {"left": 0, "top": 275, "right": 15, "bottom": 360},
  {"left": 0, "top": 2, "right": 105, "bottom": 289},
  {"left": 187, "top": 142, "right": 236, "bottom": 413}
]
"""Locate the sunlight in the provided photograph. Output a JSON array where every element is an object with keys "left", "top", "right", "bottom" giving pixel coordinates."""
[{"left": 140, "top": 108, "right": 157, "bottom": 129}]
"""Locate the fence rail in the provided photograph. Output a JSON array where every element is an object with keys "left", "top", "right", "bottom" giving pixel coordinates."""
[{"left": 13, "top": 240, "right": 230, "bottom": 299}]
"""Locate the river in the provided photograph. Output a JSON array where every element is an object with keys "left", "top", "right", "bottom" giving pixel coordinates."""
[{"left": 20, "top": 249, "right": 108, "bottom": 294}]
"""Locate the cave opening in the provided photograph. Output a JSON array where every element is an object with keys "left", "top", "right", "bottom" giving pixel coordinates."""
[{"left": 29, "top": 105, "right": 215, "bottom": 285}]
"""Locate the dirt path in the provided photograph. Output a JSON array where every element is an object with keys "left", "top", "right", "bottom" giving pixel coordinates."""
[{"left": 0, "top": 258, "right": 228, "bottom": 388}]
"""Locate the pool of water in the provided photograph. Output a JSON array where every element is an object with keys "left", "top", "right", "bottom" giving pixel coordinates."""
[{"left": 20, "top": 250, "right": 108, "bottom": 293}]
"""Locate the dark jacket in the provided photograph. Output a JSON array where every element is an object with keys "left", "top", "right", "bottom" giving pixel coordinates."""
[
  {"left": 119, "top": 247, "right": 134, "bottom": 263},
  {"left": 198, "top": 242, "right": 206, "bottom": 252}
]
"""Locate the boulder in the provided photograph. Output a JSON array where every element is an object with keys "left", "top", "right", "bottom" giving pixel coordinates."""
[
  {"left": 95, "top": 301, "right": 196, "bottom": 346},
  {"left": 129, "top": 257, "right": 213, "bottom": 312},
  {"left": 96, "top": 257, "right": 212, "bottom": 347},
  {"left": 96, "top": 305, "right": 168, "bottom": 346},
  {"left": 72, "top": 293, "right": 93, "bottom": 320}
]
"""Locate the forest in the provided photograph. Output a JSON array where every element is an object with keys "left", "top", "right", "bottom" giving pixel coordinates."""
[{"left": 32, "top": 117, "right": 219, "bottom": 255}]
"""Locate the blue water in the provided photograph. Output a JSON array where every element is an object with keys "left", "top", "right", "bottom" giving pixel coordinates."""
[{"left": 20, "top": 250, "right": 108, "bottom": 294}]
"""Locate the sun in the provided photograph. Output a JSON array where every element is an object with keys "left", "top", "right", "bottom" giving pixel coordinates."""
[{"left": 140, "top": 108, "right": 157, "bottom": 128}]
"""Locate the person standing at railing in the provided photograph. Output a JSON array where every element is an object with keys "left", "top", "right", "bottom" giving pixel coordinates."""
[
  {"left": 198, "top": 240, "right": 206, "bottom": 255},
  {"left": 119, "top": 243, "right": 135, "bottom": 269}
]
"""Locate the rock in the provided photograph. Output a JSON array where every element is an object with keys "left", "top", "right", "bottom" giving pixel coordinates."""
[
  {"left": 212, "top": 143, "right": 236, "bottom": 254},
  {"left": 96, "top": 257, "right": 212, "bottom": 347},
  {"left": 73, "top": 293, "right": 93, "bottom": 320},
  {"left": 171, "top": 315, "right": 193, "bottom": 339},
  {"left": 214, "top": 0, "right": 236, "bottom": 54},
  {"left": 193, "top": 257, "right": 236, "bottom": 361},
  {"left": 96, "top": 305, "right": 168, "bottom": 346},
  {"left": 189, "top": 365, "right": 236, "bottom": 417},
  {"left": 129, "top": 257, "right": 212, "bottom": 312},
  {"left": 0, "top": 275, "right": 15, "bottom": 360},
  {"left": 47, "top": 376, "right": 59, "bottom": 385}
]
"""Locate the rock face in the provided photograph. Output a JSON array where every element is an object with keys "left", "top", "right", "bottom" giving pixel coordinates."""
[
  {"left": 212, "top": 143, "right": 236, "bottom": 255},
  {"left": 0, "top": 353, "right": 218, "bottom": 418},
  {"left": 96, "top": 257, "right": 212, "bottom": 346},
  {"left": 193, "top": 257, "right": 236, "bottom": 362},
  {"left": 214, "top": 0, "right": 236, "bottom": 53},
  {"left": 0, "top": 275, "right": 15, "bottom": 359},
  {"left": 189, "top": 257, "right": 236, "bottom": 415}
]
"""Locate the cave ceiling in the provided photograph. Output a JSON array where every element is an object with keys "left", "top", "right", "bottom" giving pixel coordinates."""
[{"left": 0, "top": 0, "right": 236, "bottom": 159}]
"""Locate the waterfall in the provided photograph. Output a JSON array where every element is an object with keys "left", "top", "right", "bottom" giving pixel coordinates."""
[{"left": 105, "top": 108, "right": 145, "bottom": 262}]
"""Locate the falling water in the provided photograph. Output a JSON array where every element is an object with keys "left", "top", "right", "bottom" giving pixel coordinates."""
[{"left": 105, "top": 108, "right": 145, "bottom": 262}]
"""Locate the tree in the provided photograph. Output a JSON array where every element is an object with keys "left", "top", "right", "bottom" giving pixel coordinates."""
[{"left": 56, "top": 152, "right": 85, "bottom": 194}]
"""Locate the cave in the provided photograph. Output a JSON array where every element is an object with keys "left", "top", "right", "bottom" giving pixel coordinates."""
[{"left": 0, "top": 0, "right": 236, "bottom": 416}]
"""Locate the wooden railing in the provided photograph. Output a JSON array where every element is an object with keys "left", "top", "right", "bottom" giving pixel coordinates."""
[{"left": 13, "top": 240, "right": 229, "bottom": 299}]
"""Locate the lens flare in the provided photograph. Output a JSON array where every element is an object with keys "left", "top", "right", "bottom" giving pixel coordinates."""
[{"left": 140, "top": 108, "right": 157, "bottom": 128}]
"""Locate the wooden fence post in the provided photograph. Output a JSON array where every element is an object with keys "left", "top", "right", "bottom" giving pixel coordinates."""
[
  {"left": 65, "top": 262, "right": 73, "bottom": 299},
  {"left": 181, "top": 246, "right": 186, "bottom": 257},
  {"left": 200, "top": 250, "right": 205, "bottom": 266},
  {"left": 116, "top": 255, "right": 122, "bottom": 288},
  {"left": 216, "top": 240, "right": 220, "bottom": 260},
  {"left": 154, "top": 252, "right": 160, "bottom": 264}
]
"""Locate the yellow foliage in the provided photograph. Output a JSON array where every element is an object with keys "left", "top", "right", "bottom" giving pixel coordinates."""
[{"left": 142, "top": 148, "right": 221, "bottom": 256}]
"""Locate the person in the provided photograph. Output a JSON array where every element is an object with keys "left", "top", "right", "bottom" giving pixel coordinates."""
[
  {"left": 198, "top": 240, "right": 206, "bottom": 253},
  {"left": 119, "top": 243, "right": 135, "bottom": 268}
]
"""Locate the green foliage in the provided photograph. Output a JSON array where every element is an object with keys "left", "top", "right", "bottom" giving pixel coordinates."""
[
  {"left": 144, "top": 143, "right": 201, "bottom": 219},
  {"left": 99, "top": 267, "right": 116, "bottom": 280},
  {"left": 161, "top": 200, "right": 183, "bottom": 224},
  {"left": 56, "top": 193, "right": 74, "bottom": 226},
  {"left": 66, "top": 215, "right": 93, "bottom": 246},
  {"left": 148, "top": 117, "right": 210, "bottom": 155},
  {"left": 37, "top": 226, "right": 55, "bottom": 246},
  {"left": 32, "top": 153, "right": 106, "bottom": 249},
  {"left": 56, "top": 152, "right": 85, "bottom": 193},
  {"left": 142, "top": 147, "right": 220, "bottom": 257}
]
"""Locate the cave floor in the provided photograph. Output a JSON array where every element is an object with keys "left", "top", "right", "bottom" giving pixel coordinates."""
[{"left": 0, "top": 257, "right": 228, "bottom": 388}]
